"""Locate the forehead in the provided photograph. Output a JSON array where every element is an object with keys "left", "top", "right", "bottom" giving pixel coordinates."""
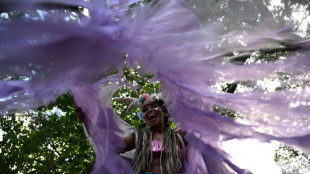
[{"left": 142, "top": 101, "right": 160, "bottom": 108}]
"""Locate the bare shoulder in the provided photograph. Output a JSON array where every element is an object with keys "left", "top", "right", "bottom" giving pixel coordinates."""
[
  {"left": 176, "top": 129, "right": 187, "bottom": 138},
  {"left": 176, "top": 129, "right": 188, "bottom": 146}
]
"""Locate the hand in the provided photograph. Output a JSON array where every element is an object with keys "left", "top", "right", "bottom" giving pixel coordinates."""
[{"left": 75, "top": 105, "right": 86, "bottom": 122}]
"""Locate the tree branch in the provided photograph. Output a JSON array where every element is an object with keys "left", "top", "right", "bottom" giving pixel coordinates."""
[
  {"left": 49, "top": 140, "right": 61, "bottom": 157},
  {"left": 0, "top": 1, "right": 83, "bottom": 14},
  {"left": 219, "top": 38, "right": 310, "bottom": 64}
]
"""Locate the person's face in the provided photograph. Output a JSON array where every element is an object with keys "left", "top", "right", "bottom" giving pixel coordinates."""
[{"left": 142, "top": 102, "right": 165, "bottom": 127}]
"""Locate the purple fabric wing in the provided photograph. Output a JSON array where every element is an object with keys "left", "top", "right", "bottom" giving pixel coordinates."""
[
  {"left": 1, "top": 0, "right": 310, "bottom": 173},
  {"left": 71, "top": 84, "right": 133, "bottom": 174}
]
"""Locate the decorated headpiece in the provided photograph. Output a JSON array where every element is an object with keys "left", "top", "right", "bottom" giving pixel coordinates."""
[{"left": 114, "top": 93, "right": 164, "bottom": 119}]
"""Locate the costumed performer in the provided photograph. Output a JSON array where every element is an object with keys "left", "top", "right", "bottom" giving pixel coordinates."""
[{"left": 76, "top": 93, "right": 187, "bottom": 174}]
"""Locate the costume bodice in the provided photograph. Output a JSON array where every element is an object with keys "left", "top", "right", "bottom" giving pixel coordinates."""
[
  {"left": 152, "top": 140, "right": 164, "bottom": 152},
  {"left": 132, "top": 129, "right": 185, "bottom": 174}
]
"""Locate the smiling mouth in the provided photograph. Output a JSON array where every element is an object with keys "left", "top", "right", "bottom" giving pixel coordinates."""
[{"left": 148, "top": 114, "right": 157, "bottom": 121}]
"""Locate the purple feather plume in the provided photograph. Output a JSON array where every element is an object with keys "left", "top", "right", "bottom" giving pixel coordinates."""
[{"left": 1, "top": 0, "right": 310, "bottom": 173}]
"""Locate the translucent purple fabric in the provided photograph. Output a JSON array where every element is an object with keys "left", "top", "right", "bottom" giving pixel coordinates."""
[{"left": 1, "top": 0, "right": 310, "bottom": 173}]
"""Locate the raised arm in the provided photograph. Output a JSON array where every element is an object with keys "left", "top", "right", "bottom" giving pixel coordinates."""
[
  {"left": 75, "top": 106, "right": 86, "bottom": 122},
  {"left": 119, "top": 133, "right": 136, "bottom": 153}
]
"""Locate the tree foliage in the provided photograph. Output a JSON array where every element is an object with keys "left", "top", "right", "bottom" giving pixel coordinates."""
[
  {"left": 0, "top": 61, "right": 160, "bottom": 173},
  {"left": 0, "top": 94, "right": 94, "bottom": 173},
  {"left": 112, "top": 62, "right": 161, "bottom": 129},
  {"left": 275, "top": 143, "right": 310, "bottom": 174}
]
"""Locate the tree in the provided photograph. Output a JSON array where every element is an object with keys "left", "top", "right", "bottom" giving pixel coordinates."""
[
  {"left": 275, "top": 143, "right": 310, "bottom": 174},
  {"left": 112, "top": 62, "right": 161, "bottom": 129},
  {"left": 0, "top": 60, "right": 160, "bottom": 173},
  {"left": 0, "top": 93, "right": 94, "bottom": 173}
]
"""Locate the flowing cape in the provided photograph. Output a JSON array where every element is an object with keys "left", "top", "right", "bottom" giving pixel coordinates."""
[{"left": 1, "top": 0, "right": 310, "bottom": 173}]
